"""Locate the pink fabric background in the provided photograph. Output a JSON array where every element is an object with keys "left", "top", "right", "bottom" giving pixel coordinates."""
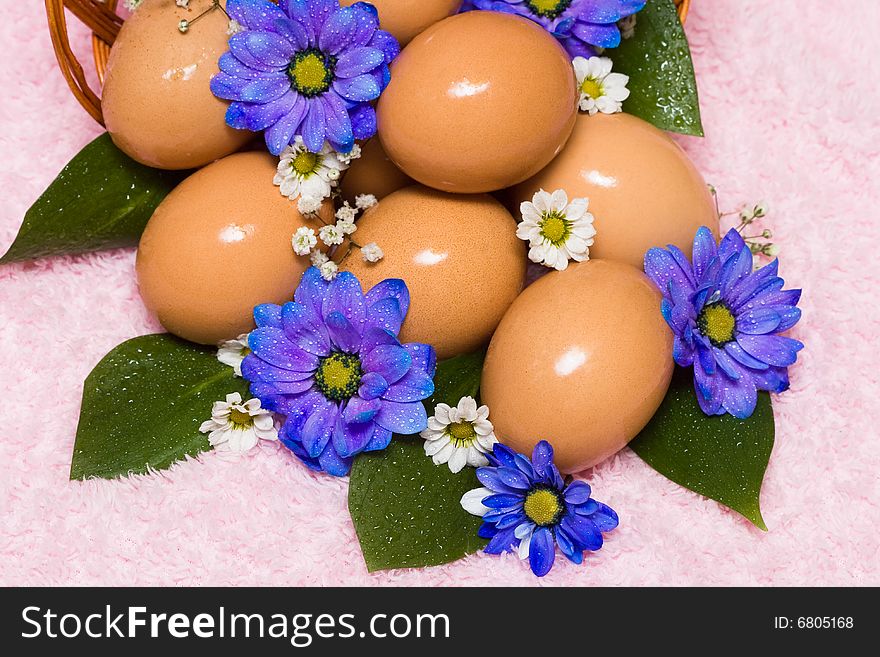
[{"left": 1, "top": 1, "right": 878, "bottom": 586}]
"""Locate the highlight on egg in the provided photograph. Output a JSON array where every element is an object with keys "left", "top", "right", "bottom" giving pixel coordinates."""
[
  {"left": 481, "top": 259, "right": 674, "bottom": 474},
  {"left": 340, "top": 185, "right": 528, "bottom": 359},
  {"left": 136, "top": 151, "right": 334, "bottom": 345},
  {"left": 377, "top": 11, "right": 578, "bottom": 194},
  {"left": 508, "top": 112, "right": 719, "bottom": 269},
  {"left": 101, "top": 0, "right": 252, "bottom": 170}
]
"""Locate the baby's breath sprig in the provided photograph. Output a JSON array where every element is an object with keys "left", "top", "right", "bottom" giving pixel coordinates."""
[
  {"left": 709, "top": 186, "right": 778, "bottom": 266},
  {"left": 293, "top": 195, "right": 383, "bottom": 280},
  {"left": 177, "top": 0, "right": 237, "bottom": 35}
]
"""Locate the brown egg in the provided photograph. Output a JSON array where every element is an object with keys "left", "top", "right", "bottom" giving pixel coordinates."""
[
  {"left": 377, "top": 11, "right": 577, "bottom": 194},
  {"left": 509, "top": 112, "right": 719, "bottom": 269},
  {"left": 136, "top": 151, "right": 333, "bottom": 345},
  {"left": 102, "top": 0, "right": 251, "bottom": 170},
  {"left": 339, "top": 138, "right": 414, "bottom": 204},
  {"left": 341, "top": 186, "right": 527, "bottom": 359},
  {"left": 481, "top": 260, "right": 673, "bottom": 473},
  {"left": 339, "top": 0, "right": 462, "bottom": 46}
]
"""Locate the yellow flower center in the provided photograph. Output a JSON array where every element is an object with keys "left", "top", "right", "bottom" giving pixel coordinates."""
[
  {"left": 698, "top": 303, "right": 737, "bottom": 346},
  {"left": 526, "top": 0, "right": 572, "bottom": 19},
  {"left": 580, "top": 77, "right": 604, "bottom": 99},
  {"left": 292, "top": 151, "right": 320, "bottom": 176},
  {"left": 315, "top": 352, "right": 362, "bottom": 401},
  {"left": 539, "top": 211, "right": 571, "bottom": 246},
  {"left": 228, "top": 408, "right": 253, "bottom": 429},
  {"left": 288, "top": 49, "right": 334, "bottom": 97},
  {"left": 447, "top": 421, "right": 477, "bottom": 447},
  {"left": 524, "top": 489, "right": 563, "bottom": 526}
]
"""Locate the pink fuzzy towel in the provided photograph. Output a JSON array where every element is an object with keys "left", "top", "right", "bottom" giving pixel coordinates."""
[{"left": 1, "top": 1, "right": 879, "bottom": 586}]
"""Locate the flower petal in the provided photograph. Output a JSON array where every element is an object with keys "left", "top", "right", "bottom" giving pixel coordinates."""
[
  {"left": 563, "top": 480, "right": 592, "bottom": 505},
  {"left": 528, "top": 527, "right": 556, "bottom": 577},
  {"left": 227, "top": 0, "right": 285, "bottom": 30},
  {"left": 295, "top": 266, "right": 331, "bottom": 318},
  {"left": 325, "top": 310, "right": 362, "bottom": 353},
  {"left": 737, "top": 334, "right": 804, "bottom": 368},
  {"left": 358, "top": 371, "right": 388, "bottom": 400},
  {"left": 333, "top": 74, "right": 381, "bottom": 102},
  {"left": 300, "top": 398, "right": 338, "bottom": 457},
  {"left": 363, "top": 344, "right": 412, "bottom": 384},
  {"left": 560, "top": 513, "right": 604, "bottom": 551},
  {"left": 374, "top": 400, "right": 427, "bottom": 435},
  {"left": 460, "top": 487, "right": 492, "bottom": 517},
  {"left": 343, "top": 396, "right": 381, "bottom": 424},
  {"left": 335, "top": 46, "right": 385, "bottom": 78},
  {"left": 249, "top": 327, "right": 319, "bottom": 372}
]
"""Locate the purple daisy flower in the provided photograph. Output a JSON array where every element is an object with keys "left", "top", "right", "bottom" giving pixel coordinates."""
[
  {"left": 461, "top": 441, "right": 619, "bottom": 577},
  {"left": 242, "top": 267, "right": 436, "bottom": 476},
  {"left": 211, "top": 0, "right": 400, "bottom": 155},
  {"left": 461, "top": 0, "right": 645, "bottom": 58},
  {"left": 644, "top": 227, "right": 804, "bottom": 419}
]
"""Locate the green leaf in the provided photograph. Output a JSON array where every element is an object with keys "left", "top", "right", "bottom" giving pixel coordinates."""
[
  {"left": 348, "top": 352, "right": 488, "bottom": 572},
  {"left": 1, "top": 133, "right": 185, "bottom": 263},
  {"left": 610, "top": 0, "right": 704, "bottom": 136},
  {"left": 629, "top": 368, "right": 775, "bottom": 529},
  {"left": 71, "top": 334, "right": 248, "bottom": 481}
]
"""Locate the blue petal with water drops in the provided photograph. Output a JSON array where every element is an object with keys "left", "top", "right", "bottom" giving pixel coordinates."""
[
  {"left": 463, "top": 441, "right": 618, "bottom": 577},
  {"left": 644, "top": 227, "right": 803, "bottom": 419},
  {"left": 212, "top": 0, "right": 400, "bottom": 154},
  {"left": 242, "top": 267, "right": 436, "bottom": 476}
]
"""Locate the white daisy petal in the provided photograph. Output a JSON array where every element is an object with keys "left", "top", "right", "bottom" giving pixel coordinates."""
[
  {"left": 448, "top": 448, "right": 468, "bottom": 473},
  {"left": 460, "top": 487, "right": 493, "bottom": 517}
]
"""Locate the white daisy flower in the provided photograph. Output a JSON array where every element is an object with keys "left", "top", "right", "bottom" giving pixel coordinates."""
[
  {"left": 319, "top": 224, "right": 344, "bottom": 247},
  {"left": 310, "top": 250, "right": 329, "bottom": 267},
  {"left": 517, "top": 189, "right": 596, "bottom": 271},
  {"left": 199, "top": 393, "right": 277, "bottom": 454},
  {"left": 297, "top": 195, "right": 323, "bottom": 216},
  {"left": 573, "top": 56, "right": 630, "bottom": 115},
  {"left": 355, "top": 194, "right": 378, "bottom": 210},
  {"left": 292, "top": 226, "right": 317, "bottom": 256},
  {"left": 319, "top": 260, "right": 339, "bottom": 281},
  {"left": 274, "top": 138, "right": 349, "bottom": 202},
  {"left": 216, "top": 334, "right": 250, "bottom": 376},
  {"left": 421, "top": 396, "right": 498, "bottom": 473},
  {"left": 361, "top": 242, "right": 384, "bottom": 263}
]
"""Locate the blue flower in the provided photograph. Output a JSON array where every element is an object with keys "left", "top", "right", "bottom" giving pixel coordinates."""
[
  {"left": 242, "top": 267, "right": 436, "bottom": 476},
  {"left": 644, "top": 227, "right": 804, "bottom": 419},
  {"left": 461, "top": 441, "right": 618, "bottom": 577},
  {"left": 460, "top": 0, "right": 646, "bottom": 58},
  {"left": 211, "top": 0, "right": 400, "bottom": 155}
]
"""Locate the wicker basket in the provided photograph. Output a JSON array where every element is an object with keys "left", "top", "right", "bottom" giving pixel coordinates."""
[{"left": 46, "top": 0, "right": 691, "bottom": 126}]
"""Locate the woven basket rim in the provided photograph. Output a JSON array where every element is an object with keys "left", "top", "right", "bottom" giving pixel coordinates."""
[{"left": 53, "top": 0, "right": 692, "bottom": 126}]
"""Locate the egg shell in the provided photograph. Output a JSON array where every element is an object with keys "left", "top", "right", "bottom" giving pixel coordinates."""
[
  {"left": 136, "top": 151, "right": 334, "bottom": 345},
  {"left": 339, "top": 0, "right": 462, "bottom": 46},
  {"left": 481, "top": 260, "right": 674, "bottom": 473},
  {"left": 341, "top": 185, "right": 527, "bottom": 359},
  {"left": 509, "top": 112, "right": 719, "bottom": 269},
  {"left": 377, "top": 11, "right": 578, "bottom": 194},
  {"left": 339, "top": 138, "right": 414, "bottom": 204},
  {"left": 101, "top": 0, "right": 251, "bottom": 170}
]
